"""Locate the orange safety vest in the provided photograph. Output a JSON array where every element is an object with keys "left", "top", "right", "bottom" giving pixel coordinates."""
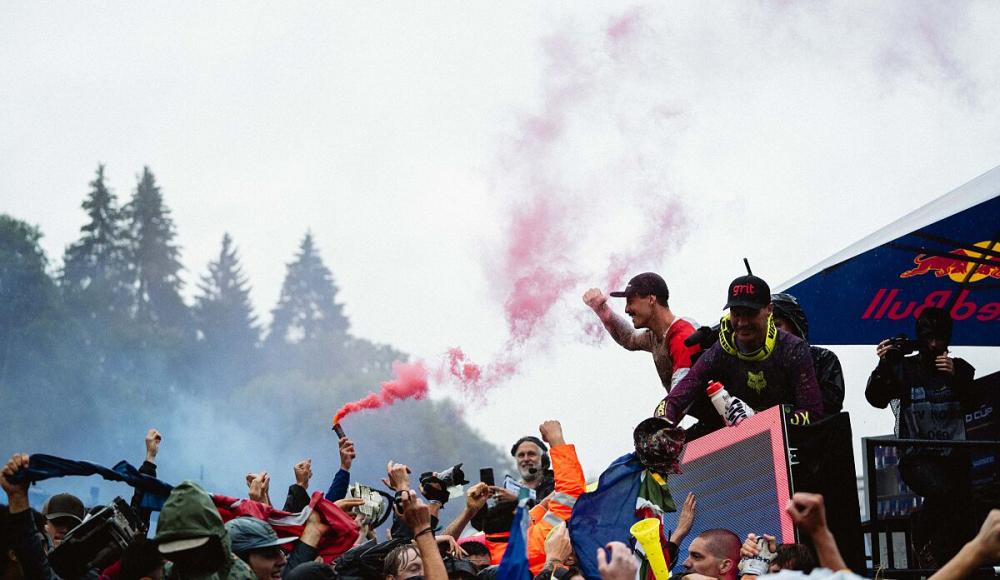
[
  {"left": 525, "top": 444, "right": 586, "bottom": 575},
  {"left": 486, "top": 531, "right": 510, "bottom": 565}
]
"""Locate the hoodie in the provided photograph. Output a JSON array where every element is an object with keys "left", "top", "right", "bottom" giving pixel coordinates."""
[{"left": 155, "top": 481, "right": 255, "bottom": 580}]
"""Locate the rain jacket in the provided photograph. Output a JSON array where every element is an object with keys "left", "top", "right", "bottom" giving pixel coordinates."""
[
  {"left": 662, "top": 329, "right": 824, "bottom": 429},
  {"left": 155, "top": 481, "right": 255, "bottom": 580},
  {"left": 525, "top": 445, "right": 586, "bottom": 575}
]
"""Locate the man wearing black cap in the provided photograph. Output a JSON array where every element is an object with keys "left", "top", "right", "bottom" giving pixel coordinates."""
[
  {"left": 41, "top": 492, "right": 85, "bottom": 548},
  {"left": 659, "top": 275, "right": 824, "bottom": 434},
  {"left": 583, "top": 272, "right": 700, "bottom": 393},
  {"left": 226, "top": 517, "right": 297, "bottom": 580}
]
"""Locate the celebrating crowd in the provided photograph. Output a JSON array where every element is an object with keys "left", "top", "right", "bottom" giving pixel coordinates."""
[{"left": 2, "top": 271, "right": 999, "bottom": 580}]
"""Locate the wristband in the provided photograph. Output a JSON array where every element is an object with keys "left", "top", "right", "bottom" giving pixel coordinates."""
[{"left": 414, "top": 527, "right": 434, "bottom": 540}]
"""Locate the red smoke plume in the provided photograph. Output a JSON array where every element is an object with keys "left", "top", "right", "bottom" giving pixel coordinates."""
[
  {"left": 442, "top": 9, "right": 689, "bottom": 394},
  {"left": 332, "top": 361, "right": 429, "bottom": 424},
  {"left": 334, "top": 8, "right": 691, "bottom": 418}
]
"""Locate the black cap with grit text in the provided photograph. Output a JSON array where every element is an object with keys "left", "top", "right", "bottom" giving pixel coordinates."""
[{"left": 724, "top": 275, "right": 770, "bottom": 310}]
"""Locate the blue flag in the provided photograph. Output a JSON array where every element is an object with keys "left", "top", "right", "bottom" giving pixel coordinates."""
[
  {"left": 497, "top": 489, "right": 532, "bottom": 580},
  {"left": 569, "top": 453, "right": 645, "bottom": 580},
  {"left": 9, "top": 454, "right": 174, "bottom": 510}
]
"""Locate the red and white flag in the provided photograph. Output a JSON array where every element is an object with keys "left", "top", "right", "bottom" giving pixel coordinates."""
[{"left": 212, "top": 491, "right": 359, "bottom": 563}]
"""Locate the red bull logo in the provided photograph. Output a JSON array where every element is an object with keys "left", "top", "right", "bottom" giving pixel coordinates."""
[{"left": 900, "top": 241, "right": 1000, "bottom": 283}]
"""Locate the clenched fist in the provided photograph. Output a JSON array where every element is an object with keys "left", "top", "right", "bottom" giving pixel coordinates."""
[
  {"left": 583, "top": 288, "right": 608, "bottom": 311},
  {"left": 539, "top": 420, "right": 565, "bottom": 447}
]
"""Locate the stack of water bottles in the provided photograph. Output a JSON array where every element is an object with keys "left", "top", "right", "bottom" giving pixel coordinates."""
[{"left": 873, "top": 445, "right": 923, "bottom": 519}]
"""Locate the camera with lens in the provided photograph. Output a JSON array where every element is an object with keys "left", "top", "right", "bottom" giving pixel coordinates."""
[
  {"left": 48, "top": 497, "right": 144, "bottom": 579},
  {"left": 347, "top": 483, "right": 392, "bottom": 528},
  {"left": 442, "top": 555, "right": 479, "bottom": 580},
  {"left": 883, "top": 335, "right": 919, "bottom": 363},
  {"left": 419, "top": 464, "right": 468, "bottom": 505}
]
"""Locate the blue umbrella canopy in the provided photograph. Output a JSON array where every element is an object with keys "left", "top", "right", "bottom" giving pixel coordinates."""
[{"left": 779, "top": 166, "right": 1000, "bottom": 347}]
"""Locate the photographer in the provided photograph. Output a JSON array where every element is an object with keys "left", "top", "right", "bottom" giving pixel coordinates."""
[
  {"left": 470, "top": 434, "right": 555, "bottom": 564},
  {"left": 865, "top": 307, "right": 977, "bottom": 567}
]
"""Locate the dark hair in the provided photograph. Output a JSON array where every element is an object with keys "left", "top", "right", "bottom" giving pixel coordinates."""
[
  {"left": 383, "top": 543, "right": 419, "bottom": 578},
  {"left": 916, "top": 307, "right": 953, "bottom": 343},
  {"left": 459, "top": 541, "right": 490, "bottom": 557},
  {"left": 285, "top": 561, "right": 337, "bottom": 580},
  {"left": 774, "top": 543, "right": 817, "bottom": 573},
  {"left": 654, "top": 294, "right": 669, "bottom": 308}
]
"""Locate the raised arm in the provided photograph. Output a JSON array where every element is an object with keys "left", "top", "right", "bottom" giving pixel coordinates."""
[
  {"left": 132, "top": 428, "right": 161, "bottom": 529},
  {"left": 786, "top": 493, "right": 846, "bottom": 572},
  {"left": 583, "top": 288, "right": 654, "bottom": 352},
  {"left": 283, "top": 459, "right": 312, "bottom": 512},
  {"left": 401, "top": 490, "right": 447, "bottom": 580},
  {"left": 442, "top": 482, "right": 490, "bottom": 539},
  {"left": 325, "top": 436, "right": 355, "bottom": 502},
  {"left": 1, "top": 453, "right": 59, "bottom": 580},
  {"left": 865, "top": 340, "right": 904, "bottom": 409}
]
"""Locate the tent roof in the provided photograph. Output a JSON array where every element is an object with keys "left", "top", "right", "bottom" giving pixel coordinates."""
[{"left": 778, "top": 164, "right": 1000, "bottom": 291}]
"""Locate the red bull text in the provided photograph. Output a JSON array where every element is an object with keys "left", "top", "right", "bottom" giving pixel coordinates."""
[{"left": 862, "top": 289, "right": 1000, "bottom": 321}]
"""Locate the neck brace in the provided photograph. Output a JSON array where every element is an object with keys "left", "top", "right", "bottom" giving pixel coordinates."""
[{"left": 719, "top": 313, "right": 777, "bottom": 362}]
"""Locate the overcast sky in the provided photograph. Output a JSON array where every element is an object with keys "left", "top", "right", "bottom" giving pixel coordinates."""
[{"left": 3, "top": 2, "right": 999, "bottom": 478}]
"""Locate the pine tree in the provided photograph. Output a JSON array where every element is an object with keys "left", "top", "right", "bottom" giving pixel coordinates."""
[
  {"left": 61, "top": 164, "right": 131, "bottom": 316},
  {"left": 122, "top": 166, "right": 192, "bottom": 338},
  {"left": 0, "top": 215, "right": 57, "bottom": 383},
  {"left": 194, "top": 233, "right": 259, "bottom": 389},
  {"left": 266, "top": 232, "right": 349, "bottom": 374}
]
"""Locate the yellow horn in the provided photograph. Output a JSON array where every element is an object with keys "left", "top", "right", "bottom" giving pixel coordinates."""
[{"left": 629, "top": 518, "right": 671, "bottom": 580}]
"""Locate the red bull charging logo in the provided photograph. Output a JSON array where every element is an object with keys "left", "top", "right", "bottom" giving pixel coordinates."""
[
  {"left": 859, "top": 240, "right": 1000, "bottom": 323},
  {"left": 899, "top": 240, "right": 1000, "bottom": 283}
]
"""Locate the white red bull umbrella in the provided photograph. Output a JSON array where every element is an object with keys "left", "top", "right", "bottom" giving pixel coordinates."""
[{"left": 778, "top": 165, "right": 1000, "bottom": 347}]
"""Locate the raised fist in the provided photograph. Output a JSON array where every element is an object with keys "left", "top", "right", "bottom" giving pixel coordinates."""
[
  {"left": 145, "top": 429, "right": 162, "bottom": 462},
  {"left": 539, "top": 420, "right": 565, "bottom": 447},
  {"left": 339, "top": 437, "right": 356, "bottom": 471},
  {"left": 383, "top": 461, "right": 411, "bottom": 492},
  {"left": 583, "top": 288, "right": 608, "bottom": 311},
  {"left": 294, "top": 459, "right": 313, "bottom": 488}
]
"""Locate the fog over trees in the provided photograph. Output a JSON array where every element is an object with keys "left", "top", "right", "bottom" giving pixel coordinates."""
[{"left": 0, "top": 165, "right": 508, "bottom": 504}]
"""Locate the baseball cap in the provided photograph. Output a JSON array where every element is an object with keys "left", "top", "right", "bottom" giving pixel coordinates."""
[
  {"left": 724, "top": 275, "right": 770, "bottom": 310},
  {"left": 42, "top": 493, "right": 85, "bottom": 525},
  {"left": 225, "top": 517, "right": 297, "bottom": 557},
  {"left": 157, "top": 537, "right": 213, "bottom": 554},
  {"left": 609, "top": 272, "right": 669, "bottom": 300}
]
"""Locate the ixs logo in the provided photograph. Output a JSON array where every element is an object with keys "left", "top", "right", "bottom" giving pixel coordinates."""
[
  {"left": 862, "top": 289, "right": 1000, "bottom": 321},
  {"left": 900, "top": 241, "right": 1000, "bottom": 283}
]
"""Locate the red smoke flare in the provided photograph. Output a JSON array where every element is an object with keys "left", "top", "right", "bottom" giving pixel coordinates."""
[{"left": 332, "top": 361, "right": 429, "bottom": 425}]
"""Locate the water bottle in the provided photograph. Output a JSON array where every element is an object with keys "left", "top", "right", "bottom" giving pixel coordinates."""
[{"left": 706, "top": 381, "right": 754, "bottom": 426}]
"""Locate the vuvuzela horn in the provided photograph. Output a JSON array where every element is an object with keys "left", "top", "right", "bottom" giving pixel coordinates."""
[{"left": 630, "top": 517, "right": 670, "bottom": 580}]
